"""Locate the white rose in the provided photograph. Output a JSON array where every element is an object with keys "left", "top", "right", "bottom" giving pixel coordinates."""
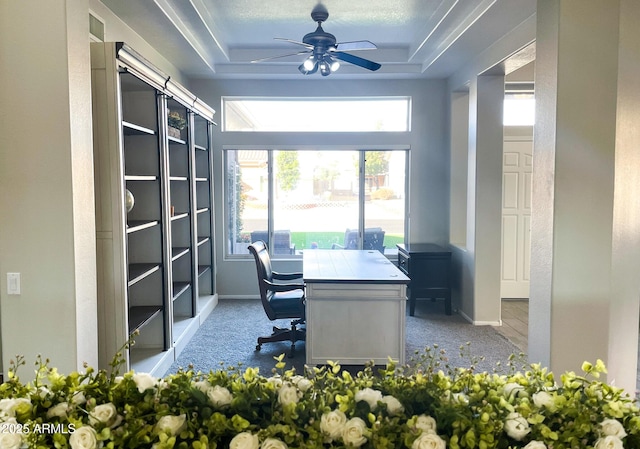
[
  {"left": 155, "top": 414, "right": 186, "bottom": 435},
  {"left": 0, "top": 431, "right": 23, "bottom": 449},
  {"left": 293, "top": 376, "right": 312, "bottom": 392},
  {"left": 230, "top": 432, "right": 260, "bottom": 449},
  {"left": 595, "top": 436, "right": 624, "bottom": 449},
  {"left": 504, "top": 412, "right": 531, "bottom": 441},
  {"left": 411, "top": 432, "right": 446, "bottom": 449},
  {"left": 503, "top": 382, "right": 525, "bottom": 398},
  {"left": 355, "top": 388, "right": 383, "bottom": 411},
  {"left": 320, "top": 409, "right": 347, "bottom": 441},
  {"left": 278, "top": 384, "right": 300, "bottom": 406},
  {"left": 0, "top": 398, "right": 31, "bottom": 417},
  {"left": 132, "top": 372, "right": 157, "bottom": 393},
  {"left": 266, "top": 376, "right": 283, "bottom": 389},
  {"left": 72, "top": 391, "right": 86, "bottom": 405},
  {"left": 69, "top": 425, "right": 100, "bottom": 449},
  {"left": 342, "top": 417, "right": 368, "bottom": 447},
  {"left": 524, "top": 441, "right": 547, "bottom": 449},
  {"left": 415, "top": 415, "right": 438, "bottom": 434},
  {"left": 208, "top": 385, "right": 233, "bottom": 407},
  {"left": 600, "top": 419, "right": 627, "bottom": 439},
  {"left": 380, "top": 395, "right": 404, "bottom": 415},
  {"left": 194, "top": 380, "right": 211, "bottom": 393},
  {"left": 89, "top": 402, "right": 118, "bottom": 426},
  {"left": 261, "top": 437, "right": 288, "bottom": 449},
  {"left": 47, "top": 402, "right": 69, "bottom": 419},
  {"left": 532, "top": 391, "right": 555, "bottom": 410}
]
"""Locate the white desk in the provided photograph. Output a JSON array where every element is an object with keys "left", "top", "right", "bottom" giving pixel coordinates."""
[{"left": 303, "top": 250, "right": 410, "bottom": 365}]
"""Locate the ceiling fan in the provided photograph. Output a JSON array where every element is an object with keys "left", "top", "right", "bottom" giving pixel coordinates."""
[{"left": 252, "top": 4, "right": 381, "bottom": 76}]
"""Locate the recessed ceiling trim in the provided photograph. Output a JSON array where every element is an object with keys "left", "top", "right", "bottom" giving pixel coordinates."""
[
  {"left": 153, "top": 0, "right": 217, "bottom": 73},
  {"left": 189, "top": 0, "right": 230, "bottom": 61},
  {"left": 421, "top": 0, "right": 497, "bottom": 72},
  {"left": 409, "top": 0, "right": 459, "bottom": 61}
]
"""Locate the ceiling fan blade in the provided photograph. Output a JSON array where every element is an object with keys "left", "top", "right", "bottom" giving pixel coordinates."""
[
  {"left": 274, "top": 37, "right": 314, "bottom": 49},
  {"left": 334, "top": 40, "right": 377, "bottom": 51},
  {"left": 251, "top": 50, "right": 311, "bottom": 63},
  {"left": 333, "top": 52, "right": 381, "bottom": 71}
]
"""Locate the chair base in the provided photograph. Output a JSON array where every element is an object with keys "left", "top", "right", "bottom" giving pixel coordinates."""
[{"left": 256, "top": 319, "right": 306, "bottom": 357}]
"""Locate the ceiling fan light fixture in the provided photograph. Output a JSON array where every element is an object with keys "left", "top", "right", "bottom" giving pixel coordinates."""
[
  {"left": 319, "top": 59, "right": 331, "bottom": 76},
  {"left": 298, "top": 60, "right": 318, "bottom": 75},
  {"left": 303, "top": 55, "right": 316, "bottom": 71},
  {"left": 324, "top": 55, "right": 340, "bottom": 72}
]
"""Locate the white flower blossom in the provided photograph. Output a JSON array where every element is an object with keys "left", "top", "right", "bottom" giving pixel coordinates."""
[
  {"left": 594, "top": 435, "right": 624, "bottom": 449},
  {"left": 89, "top": 402, "right": 121, "bottom": 428},
  {"left": 355, "top": 388, "right": 383, "bottom": 411},
  {"left": 320, "top": 409, "right": 347, "bottom": 441},
  {"left": 381, "top": 395, "right": 404, "bottom": 415},
  {"left": 208, "top": 385, "right": 233, "bottom": 407},
  {"left": 0, "top": 398, "right": 31, "bottom": 418},
  {"left": 154, "top": 414, "right": 186, "bottom": 435},
  {"left": 342, "top": 417, "right": 368, "bottom": 447},
  {"left": 278, "top": 384, "right": 300, "bottom": 406},
  {"left": 46, "top": 402, "right": 69, "bottom": 419},
  {"left": 532, "top": 391, "right": 555, "bottom": 410},
  {"left": 503, "top": 382, "right": 525, "bottom": 399},
  {"left": 132, "top": 372, "right": 157, "bottom": 393},
  {"left": 600, "top": 419, "right": 627, "bottom": 439},
  {"left": 230, "top": 432, "right": 260, "bottom": 449},
  {"left": 411, "top": 432, "right": 446, "bottom": 449},
  {"left": 415, "top": 415, "right": 438, "bottom": 434},
  {"left": 504, "top": 412, "right": 531, "bottom": 441},
  {"left": 69, "top": 425, "right": 99, "bottom": 449},
  {"left": 261, "top": 437, "right": 288, "bottom": 449},
  {"left": 523, "top": 441, "right": 547, "bottom": 449}
]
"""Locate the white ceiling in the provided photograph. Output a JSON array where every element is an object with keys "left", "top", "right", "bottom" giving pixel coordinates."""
[{"left": 98, "top": 0, "right": 536, "bottom": 80}]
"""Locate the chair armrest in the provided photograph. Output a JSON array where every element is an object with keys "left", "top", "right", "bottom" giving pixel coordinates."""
[
  {"left": 264, "top": 280, "right": 305, "bottom": 292},
  {"left": 272, "top": 271, "right": 303, "bottom": 281},
  {"left": 331, "top": 243, "right": 344, "bottom": 249}
]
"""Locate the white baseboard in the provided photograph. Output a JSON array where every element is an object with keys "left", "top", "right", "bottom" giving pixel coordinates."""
[
  {"left": 458, "top": 309, "right": 502, "bottom": 326},
  {"left": 218, "top": 295, "right": 260, "bottom": 300}
]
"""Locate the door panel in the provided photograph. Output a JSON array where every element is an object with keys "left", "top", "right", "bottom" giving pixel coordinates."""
[{"left": 501, "top": 140, "right": 533, "bottom": 298}]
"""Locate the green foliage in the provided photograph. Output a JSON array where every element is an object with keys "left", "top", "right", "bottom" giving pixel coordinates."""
[
  {"left": 276, "top": 152, "right": 300, "bottom": 192},
  {"left": 0, "top": 347, "right": 638, "bottom": 449}
]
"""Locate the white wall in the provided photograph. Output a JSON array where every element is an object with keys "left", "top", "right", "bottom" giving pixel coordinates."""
[
  {"left": 189, "top": 78, "right": 449, "bottom": 297},
  {"left": 0, "top": 0, "right": 97, "bottom": 373}
]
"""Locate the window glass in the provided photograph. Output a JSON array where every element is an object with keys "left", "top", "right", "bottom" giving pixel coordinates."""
[
  {"left": 363, "top": 151, "right": 406, "bottom": 255},
  {"left": 504, "top": 94, "right": 535, "bottom": 126},
  {"left": 226, "top": 150, "right": 268, "bottom": 255},
  {"left": 226, "top": 149, "right": 406, "bottom": 257},
  {"left": 223, "top": 97, "right": 411, "bottom": 132},
  {"left": 272, "top": 150, "right": 359, "bottom": 254}
]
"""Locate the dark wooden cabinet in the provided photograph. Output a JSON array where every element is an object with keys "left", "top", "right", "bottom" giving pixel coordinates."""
[{"left": 397, "top": 243, "right": 452, "bottom": 316}]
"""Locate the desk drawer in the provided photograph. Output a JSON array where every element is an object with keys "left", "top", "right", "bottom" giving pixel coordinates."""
[{"left": 397, "top": 252, "right": 409, "bottom": 275}]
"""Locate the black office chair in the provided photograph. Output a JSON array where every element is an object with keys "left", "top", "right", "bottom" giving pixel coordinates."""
[{"left": 248, "top": 241, "right": 305, "bottom": 357}]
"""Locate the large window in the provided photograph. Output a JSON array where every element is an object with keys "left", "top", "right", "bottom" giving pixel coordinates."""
[
  {"left": 223, "top": 97, "right": 411, "bottom": 132},
  {"left": 226, "top": 149, "right": 407, "bottom": 257}
]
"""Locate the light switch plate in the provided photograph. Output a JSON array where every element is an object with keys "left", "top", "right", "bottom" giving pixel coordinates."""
[{"left": 7, "top": 273, "right": 20, "bottom": 295}]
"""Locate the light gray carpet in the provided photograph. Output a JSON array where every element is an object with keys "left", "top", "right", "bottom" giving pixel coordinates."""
[{"left": 165, "top": 298, "right": 524, "bottom": 377}]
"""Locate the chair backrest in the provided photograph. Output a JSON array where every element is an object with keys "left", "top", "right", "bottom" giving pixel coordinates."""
[
  {"left": 248, "top": 240, "right": 277, "bottom": 320},
  {"left": 342, "top": 227, "right": 386, "bottom": 253},
  {"left": 250, "top": 230, "right": 293, "bottom": 254},
  {"left": 363, "top": 228, "right": 385, "bottom": 252}
]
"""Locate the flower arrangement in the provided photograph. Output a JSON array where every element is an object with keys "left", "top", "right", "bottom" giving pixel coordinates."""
[
  {"left": 168, "top": 111, "right": 187, "bottom": 130},
  {"left": 0, "top": 345, "right": 639, "bottom": 449}
]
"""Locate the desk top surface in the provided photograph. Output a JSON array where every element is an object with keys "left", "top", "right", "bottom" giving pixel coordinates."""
[{"left": 303, "top": 250, "right": 410, "bottom": 284}]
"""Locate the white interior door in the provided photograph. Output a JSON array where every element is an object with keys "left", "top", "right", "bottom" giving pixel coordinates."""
[{"left": 501, "top": 139, "right": 532, "bottom": 298}]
